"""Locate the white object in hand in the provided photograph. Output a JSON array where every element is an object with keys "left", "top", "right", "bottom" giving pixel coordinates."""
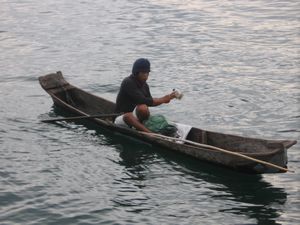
[{"left": 174, "top": 90, "right": 183, "bottom": 100}]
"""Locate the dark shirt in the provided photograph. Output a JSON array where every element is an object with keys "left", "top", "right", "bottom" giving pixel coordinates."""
[{"left": 115, "top": 75, "right": 153, "bottom": 113}]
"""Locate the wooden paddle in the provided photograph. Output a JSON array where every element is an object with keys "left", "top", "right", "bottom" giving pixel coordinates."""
[
  {"left": 41, "top": 113, "right": 121, "bottom": 123},
  {"left": 142, "top": 132, "right": 293, "bottom": 173}
]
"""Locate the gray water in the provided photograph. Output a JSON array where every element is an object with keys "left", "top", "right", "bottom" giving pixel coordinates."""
[{"left": 1, "top": 0, "right": 299, "bottom": 224}]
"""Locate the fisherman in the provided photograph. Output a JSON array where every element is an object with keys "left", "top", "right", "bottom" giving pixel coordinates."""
[{"left": 114, "top": 58, "right": 177, "bottom": 132}]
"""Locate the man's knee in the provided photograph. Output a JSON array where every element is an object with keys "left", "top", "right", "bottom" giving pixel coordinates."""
[
  {"left": 123, "top": 112, "right": 135, "bottom": 125},
  {"left": 136, "top": 104, "right": 150, "bottom": 121}
]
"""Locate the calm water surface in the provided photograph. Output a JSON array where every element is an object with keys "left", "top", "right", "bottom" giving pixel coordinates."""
[{"left": 1, "top": 0, "right": 299, "bottom": 224}]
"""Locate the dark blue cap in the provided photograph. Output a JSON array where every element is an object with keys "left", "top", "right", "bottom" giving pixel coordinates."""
[{"left": 132, "top": 58, "right": 151, "bottom": 75}]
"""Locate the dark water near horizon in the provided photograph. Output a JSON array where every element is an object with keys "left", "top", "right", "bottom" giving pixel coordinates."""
[{"left": 1, "top": 0, "right": 299, "bottom": 224}]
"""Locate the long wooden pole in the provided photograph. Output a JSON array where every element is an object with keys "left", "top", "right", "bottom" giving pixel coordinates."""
[
  {"left": 41, "top": 113, "right": 121, "bottom": 123},
  {"left": 142, "top": 132, "right": 293, "bottom": 173}
]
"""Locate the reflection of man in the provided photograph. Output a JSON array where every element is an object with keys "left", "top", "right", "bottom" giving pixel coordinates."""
[{"left": 114, "top": 58, "right": 176, "bottom": 132}]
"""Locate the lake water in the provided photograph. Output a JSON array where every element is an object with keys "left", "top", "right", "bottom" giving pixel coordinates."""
[{"left": 1, "top": 0, "right": 299, "bottom": 224}]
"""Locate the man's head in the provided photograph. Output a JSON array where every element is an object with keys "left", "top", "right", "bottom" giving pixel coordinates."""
[{"left": 132, "top": 58, "right": 151, "bottom": 76}]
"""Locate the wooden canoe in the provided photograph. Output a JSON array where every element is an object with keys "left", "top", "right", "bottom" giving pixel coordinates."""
[{"left": 39, "top": 71, "right": 297, "bottom": 174}]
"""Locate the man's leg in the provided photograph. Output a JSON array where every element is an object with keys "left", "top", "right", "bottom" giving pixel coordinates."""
[
  {"left": 123, "top": 104, "right": 151, "bottom": 132},
  {"left": 135, "top": 104, "right": 150, "bottom": 121}
]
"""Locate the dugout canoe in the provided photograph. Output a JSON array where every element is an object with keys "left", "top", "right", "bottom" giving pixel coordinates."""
[{"left": 39, "top": 71, "right": 297, "bottom": 174}]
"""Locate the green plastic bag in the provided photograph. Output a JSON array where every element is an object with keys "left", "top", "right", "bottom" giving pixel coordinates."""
[{"left": 143, "top": 115, "right": 177, "bottom": 137}]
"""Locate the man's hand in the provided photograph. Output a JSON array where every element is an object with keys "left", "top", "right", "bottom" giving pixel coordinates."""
[
  {"left": 163, "top": 91, "right": 177, "bottom": 103},
  {"left": 170, "top": 91, "right": 178, "bottom": 99},
  {"left": 153, "top": 91, "right": 180, "bottom": 106}
]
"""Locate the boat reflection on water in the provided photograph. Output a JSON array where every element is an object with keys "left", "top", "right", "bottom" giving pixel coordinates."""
[{"left": 110, "top": 134, "right": 287, "bottom": 225}]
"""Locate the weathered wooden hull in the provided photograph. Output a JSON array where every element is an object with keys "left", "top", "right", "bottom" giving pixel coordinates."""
[{"left": 39, "top": 71, "right": 297, "bottom": 174}]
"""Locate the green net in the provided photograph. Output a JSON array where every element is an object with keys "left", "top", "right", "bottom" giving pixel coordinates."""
[{"left": 143, "top": 114, "right": 177, "bottom": 136}]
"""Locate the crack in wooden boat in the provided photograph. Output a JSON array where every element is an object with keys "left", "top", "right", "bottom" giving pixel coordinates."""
[{"left": 38, "top": 71, "right": 297, "bottom": 174}]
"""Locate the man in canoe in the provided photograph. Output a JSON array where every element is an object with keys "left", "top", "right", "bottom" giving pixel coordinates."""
[{"left": 114, "top": 58, "right": 177, "bottom": 132}]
